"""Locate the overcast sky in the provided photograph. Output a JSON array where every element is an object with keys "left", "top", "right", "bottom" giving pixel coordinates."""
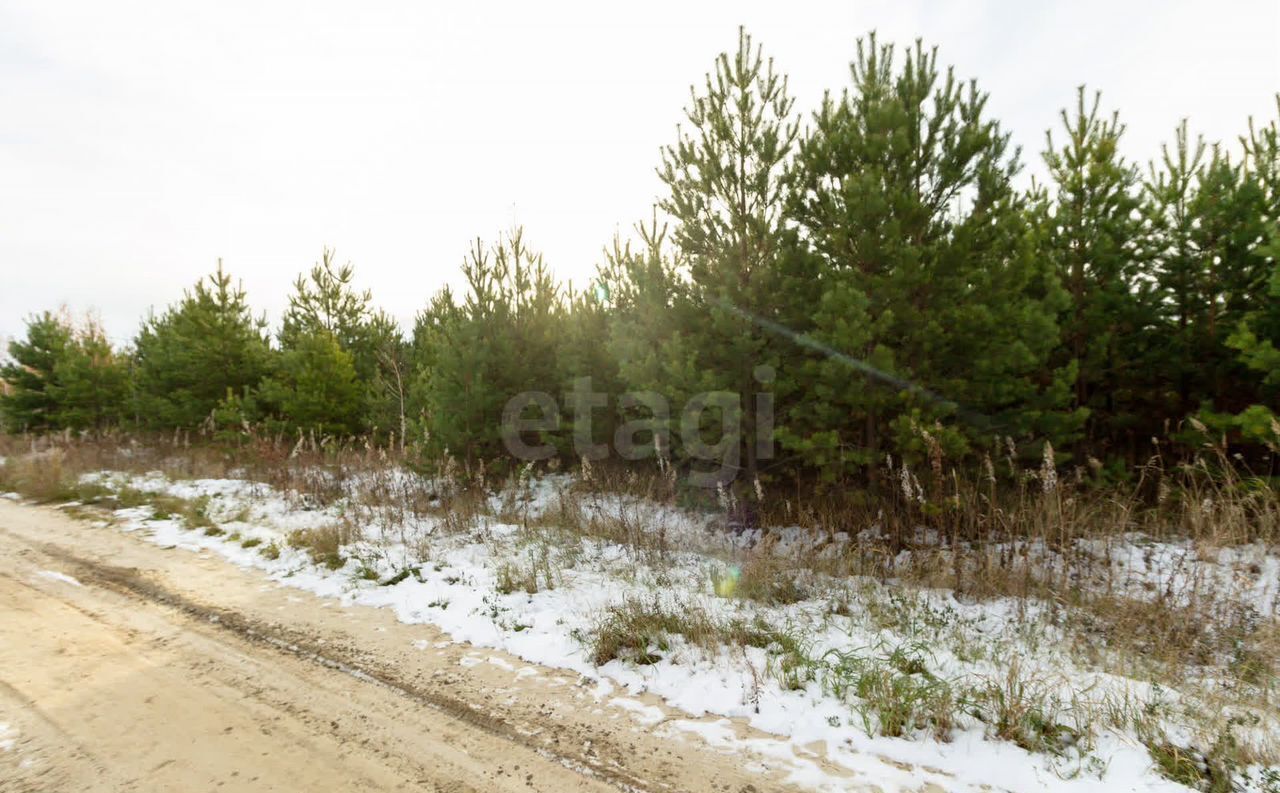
[{"left": 2, "top": 0, "right": 1278, "bottom": 346}]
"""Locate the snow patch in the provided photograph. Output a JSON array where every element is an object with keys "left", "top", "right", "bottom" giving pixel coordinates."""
[
  {"left": 609, "top": 697, "right": 666, "bottom": 726},
  {"left": 35, "top": 570, "right": 82, "bottom": 587}
]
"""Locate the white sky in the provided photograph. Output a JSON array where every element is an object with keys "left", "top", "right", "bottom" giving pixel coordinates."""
[{"left": 2, "top": 0, "right": 1278, "bottom": 346}]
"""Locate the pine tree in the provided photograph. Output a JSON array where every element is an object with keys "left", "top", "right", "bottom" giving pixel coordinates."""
[
  {"left": 1140, "top": 113, "right": 1277, "bottom": 438},
  {"left": 410, "top": 230, "right": 564, "bottom": 465},
  {"left": 597, "top": 219, "right": 697, "bottom": 465},
  {"left": 1039, "top": 87, "right": 1152, "bottom": 459},
  {"left": 1188, "top": 150, "right": 1273, "bottom": 415},
  {"left": 280, "top": 249, "right": 405, "bottom": 436},
  {"left": 638, "top": 26, "right": 798, "bottom": 486},
  {"left": 0, "top": 310, "right": 73, "bottom": 432},
  {"left": 557, "top": 280, "right": 624, "bottom": 460},
  {"left": 1224, "top": 105, "right": 1280, "bottom": 414},
  {"left": 1142, "top": 121, "right": 1209, "bottom": 422},
  {"left": 50, "top": 318, "right": 131, "bottom": 431},
  {"left": 132, "top": 263, "right": 272, "bottom": 430},
  {"left": 408, "top": 286, "right": 465, "bottom": 455},
  {"left": 258, "top": 330, "right": 365, "bottom": 438},
  {"left": 785, "top": 34, "right": 1079, "bottom": 481},
  {"left": 280, "top": 249, "right": 375, "bottom": 360},
  {"left": 1224, "top": 228, "right": 1280, "bottom": 444},
  {"left": 1219, "top": 106, "right": 1280, "bottom": 444}
]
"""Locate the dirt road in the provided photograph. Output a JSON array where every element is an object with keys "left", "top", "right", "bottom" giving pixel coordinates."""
[{"left": 0, "top": 498, "right": 871, "bottom": 793}]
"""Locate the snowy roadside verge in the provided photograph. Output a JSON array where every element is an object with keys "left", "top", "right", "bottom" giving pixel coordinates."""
[{"left": 65, "top": 469, "right": 1280, "bottom": 793}]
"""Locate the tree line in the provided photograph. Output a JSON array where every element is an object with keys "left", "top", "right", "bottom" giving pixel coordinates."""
[{"left": 4, "top": 29, "right": 1278, "bottom": 491}]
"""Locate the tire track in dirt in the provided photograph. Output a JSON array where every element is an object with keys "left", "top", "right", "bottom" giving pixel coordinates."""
[{"left": 24, "top": 536, "right": 656, "bottom": 792}]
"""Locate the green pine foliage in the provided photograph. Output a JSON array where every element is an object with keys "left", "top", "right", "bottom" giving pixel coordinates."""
[
  {"left": 1221, "top": 227, "right": 1280, "bottom": 443},
  {"left": 1141, "top": 105, "right": 1280, "bottom": 450},
  {"left": 607, "top": 27, "right": 798, "bottom": 484},
  {"left": 782, "top": 34, "right": 1080, "bottom": 481},
  {"left": 1223, "top": 107, "right": 1280, "bottom": 434},
  {"left": 1142, "top": 121, "right": 1211, "bottom": 421},
  {"left": 49, "top": 319, "right": 131, "bottom": 431},
  {"left": 278, "top": 250, "right": 406, "bottom": 436},
  {"left": 557, "top": 280, "right": 624, "bottom": 460},
  {"left": 0, "top": 311, "right": 130, "bottom": 433},
  {"left": 409, "top": 229, "right": 564, "bottom": 465},
  {"left": 281, "top": 249, "right": 383, "bottom": 381},
  {"left": 280, "top": 249, "right": 371, "bottom": 350},
  {"left": 596, "top": 220, "right": 693, "bottom": 464},
  {"left": 1037, "top": 87, "right": 1154, "bottom": 459},
  {"left": 132, "top": 263, "right": 273, "bottom": 430},
  {"left": 1182, "top": 147, "right": 1268, "bottom": 409},
  {"left": 258, "top": 330, "right": 366, "bottom": 438},
  {"left": 1, "top": 311, "right": 73, "bottom": 433}
]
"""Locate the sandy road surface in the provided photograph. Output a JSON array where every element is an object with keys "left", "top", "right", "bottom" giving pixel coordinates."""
[{"left": 0, "top": 498, "right": 875, "bottom": 793}]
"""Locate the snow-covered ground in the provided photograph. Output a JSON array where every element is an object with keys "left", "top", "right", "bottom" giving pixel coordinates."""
[{"left": 71, "top": 468, "right": 1280, "bottom": 792}]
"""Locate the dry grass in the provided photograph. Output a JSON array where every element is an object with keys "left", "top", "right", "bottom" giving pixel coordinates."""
[
  {"left": 586, "top": 596, "right": 805, "bottom": 668},
  {"left": 973, "top": 661, "right": 1080, "bottom": 755},
  {"left": 729, "top": 550, "right": 809, "bottom": 605},
  {"left": 588, "top": 597, "right": 720, "bottom": 666},
  {"left": 494, "top": 552, "right": 557, "bottom": 595},
  {"left": 287, "top": 524, "right": 350, "bottom": 570},
  {"left": 0, "top": 446, "right": 75, "bottom": 501}
]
